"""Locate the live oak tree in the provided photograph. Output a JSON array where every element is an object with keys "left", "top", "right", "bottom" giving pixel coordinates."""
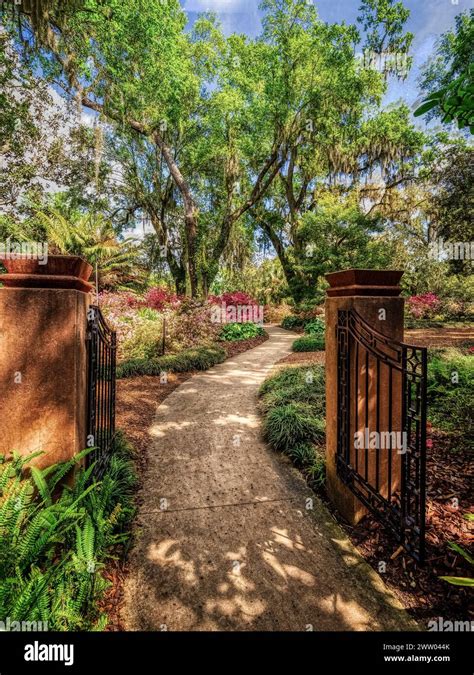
[
  {"left": 3, "top": 0, "right": 290, "bottom": 296},
  {"left": 248, "top": 0, "right": 423, "bottom": 302}
]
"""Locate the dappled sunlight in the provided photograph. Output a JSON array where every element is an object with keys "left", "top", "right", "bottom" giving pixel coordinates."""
[
  {"left": 148, "top": 419, "right": 192, "bottom": 438},
  {"left": 147, "top": 539, "right": 198, "bottom": 587},
  {"left": 270, "top": 527, "right": 306, "bottom": 551},
  {"left": 124, "top": 327, "right": 415, "bottom": 632},
  {"left": 317, "top": 594, "right": 373, "bottom": 632},
  {"left": 212, "top": 412, "right": 260, "bottom": 429}
]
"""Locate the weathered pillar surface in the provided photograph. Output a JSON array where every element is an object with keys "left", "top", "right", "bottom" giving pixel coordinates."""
[
  {"left": 325, "top": 269, "right": 405, "bottom": 525},
  {"left": 0, "top": 257, "right": 92, "bottom": 469}
]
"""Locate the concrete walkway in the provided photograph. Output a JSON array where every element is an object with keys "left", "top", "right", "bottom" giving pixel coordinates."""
[{"left": 123, "top": 325, "right": 416, "bottom": 631}]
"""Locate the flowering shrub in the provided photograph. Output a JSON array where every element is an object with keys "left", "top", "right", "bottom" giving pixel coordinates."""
[
  {"left": 264, "top": 303, "right": 292, "bottom": 324},
  {"left": 406, "top": 293, "right": 441, "bottom": 320},
  {"left": 145, "top": 286, "right": 180, "bottom": 311},
  {"left": 98, "top": 289, "right": 266, "bottom": 362},
  {"left": 208, "top": 291, "right": 262, "bottom": 323},
  {"left": 209, "top": 291, "right": 257, "bottom": 306},
  {"left": 167, "top": 305, "right": 220, "bottom": 351},
  {"left": 98, "top": 290, "right": 144, "bottom": 314}
]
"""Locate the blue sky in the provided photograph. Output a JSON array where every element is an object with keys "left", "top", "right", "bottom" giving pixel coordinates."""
[{"left": 181, "top": 0, "right": 473, "bottom": 112}]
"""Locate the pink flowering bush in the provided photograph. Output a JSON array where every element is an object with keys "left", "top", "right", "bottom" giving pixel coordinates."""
[
  {"left": 98, "top": 291, "right": 161, "bottom": 361},
  {"left": 406, "top": 293, "right": 441, "bottom": 320},
  {"left": 208, "top": 291, "right": 262, "bottom": 323},
  {"left": 145, "top": 286, "right": 181, "bottom": 311},
  {"left": 168, "top": 303, "right": 221, "bottom": 351},
  {"left": 98, "top": 288, "right": 265, "bottom": 362},
  {"left": 208, "top": 291, "right": 256, "bottom": 306}
]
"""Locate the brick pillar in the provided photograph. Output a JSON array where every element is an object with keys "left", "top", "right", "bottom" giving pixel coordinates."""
[
  {"left": 0, "top": 256, "right": 93, "bottom": 469},
  {"left": 324, "top": 269, "right": 405, "bottom": 525}
]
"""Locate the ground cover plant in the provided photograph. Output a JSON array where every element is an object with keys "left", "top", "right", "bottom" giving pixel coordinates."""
[
  {"left": 0, "top": 433, "right": 137, "bottom": 630},
  {"left": 219, "top": 322, "right": 265, "bottom": 342},
  {"left": 292, "top": 335, "right": 325, "bottom": 352},
  {"left": 259, "top": 365, "right": 326, "bottom": 488}
]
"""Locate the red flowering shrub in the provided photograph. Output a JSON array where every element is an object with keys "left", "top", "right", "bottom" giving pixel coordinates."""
[
  {"left": 406, "top": 293, "right": 440, "bottom": 320},
  {"left": 145, "top": 286, "right": 180, "bottom": 311},
  {"left": 208, "top": 291, "right": 262, "bottom": 323}
]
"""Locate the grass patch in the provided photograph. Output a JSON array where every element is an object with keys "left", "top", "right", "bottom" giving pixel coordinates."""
[
  {"left": 263, "top": 402, "right": 325, "bottom": 453},
  {"left": 0, "top": 432, "right": 137, "bottom": 630},
  {"left": 292, "top": 335, "right": 325, "bottom": 352},
  {"left": 117, "top": 344, "right": 226, "bottom": 378},
  {"left": 259, "top": 364, "right": 326, "bottom": 488}
]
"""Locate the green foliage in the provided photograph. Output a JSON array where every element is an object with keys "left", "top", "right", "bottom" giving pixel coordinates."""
[
  {"left": 117, "top": 345, "right": 226, "bottom": 378},
  {"left": 358, "top": 0, "right": 413, "bottom": 58},
  {"left": 0, "top": 433, "right": 137, "bottom": 630},
  {"left": 439, "top": 542, "right": 474, "bottom": 587},
  {"left": 120, "top": 320, "right": 163, "bottom": 361},
  {"left": 263, "top": 402, "right": 325, "bottom": 453},
  {"left": 304, "top": 318, "right": 325, "bottom": 336},
  {"left": 259, "top": 380, "right": 325, "bottom": 416},
  {"left": 417, "top": 10, "right": 474, "bottom": 132},
  {"left": 281, "top": 315, "right": 307, "bottom": 331},
  {"left": 292, "top": 335, "right": 325, "bottom": 352},
  {"left": 35, "top": 208, "right": 144, "bottom": 290},
  {"left": 259, "top": 365, "right": 326, "bottom": 479},
  {"left": 218, "top": 322, "right": 265, "bottom": 342},
  {"left": 259, "top": 363, "right": 324, "bottom": 396},
  {"left": 305, "top": 454, "right": 326, "bottom": 490},
  {"left": 427, "top": 349, "right": 473, "bottom": 444}
]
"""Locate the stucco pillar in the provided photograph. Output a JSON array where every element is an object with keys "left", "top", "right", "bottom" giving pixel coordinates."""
[
  {"left": 0, "top": 256, "right": 93, "bottom": 469},
  {"left": 324, "top": 269, "right": 405, "bottom": 525}
]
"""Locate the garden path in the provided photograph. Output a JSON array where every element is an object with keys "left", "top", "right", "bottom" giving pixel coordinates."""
[{"left": 123, "top": 325, "right": 416, "bottom": 631}]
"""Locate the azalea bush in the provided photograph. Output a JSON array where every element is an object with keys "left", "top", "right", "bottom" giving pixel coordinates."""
[
  {"left": 209, "top": 291, "right": 262, "bottom": 323},
  {"left": 406, "top": 293, "right": 441, "bottom": 320},
  {"left": 145, "top": 286, "right": 181, "bottom": 311},
  {"left": 98, "top": 289, "right": 265, "bottom": 362},
  {"left": 209, "top": 291, "right": 257, "bottom": 307},
  {"left": 167, "top": 302, "right": 221, "bottom": 351}
]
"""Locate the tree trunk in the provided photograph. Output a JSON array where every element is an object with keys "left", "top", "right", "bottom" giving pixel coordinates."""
[{"left": 154, "top": 133, "right": 199, "bottom": 298}]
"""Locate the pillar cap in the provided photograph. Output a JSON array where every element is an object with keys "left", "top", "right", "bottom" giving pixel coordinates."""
[
  {"left": 325, "top": 269, "right": 403, "bottom": 297},
  {"left": 0, "top": 255, "right": 93, "bottom": 292}
]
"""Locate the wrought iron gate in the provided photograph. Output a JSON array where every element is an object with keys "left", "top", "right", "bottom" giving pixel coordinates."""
[
  {"left": 337, "top": 309, "right": 427, "bottom": 562},
  {"left": 86, "top": 305, "right": 117, "bottom": 477}
]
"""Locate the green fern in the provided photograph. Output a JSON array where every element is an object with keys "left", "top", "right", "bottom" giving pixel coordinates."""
[{"left": 0, "top": 433, "right": 137, "bottom": 630}]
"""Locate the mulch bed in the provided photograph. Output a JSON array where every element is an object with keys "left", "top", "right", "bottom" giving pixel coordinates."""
[
  {"left": 221, "top": 333, "right": 269, "bottom": 358},
  {"left": 277, "top": 350, "right": 325, "bottom": 366},
  {"left": 337, "top": 433, "right": 473, "bottom": 627},
  {"left": 103, "top": 332, "right": 269, "bottom": 630},
  {"left": 405, "top": 326, "right": 473, "bottom": 347}
]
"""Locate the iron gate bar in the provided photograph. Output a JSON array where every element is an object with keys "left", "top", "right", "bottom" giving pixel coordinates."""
[
  {"left": 336, "top": 309, "right": 427, "bottom": 563},
  {"left": 86, "top": 305, "right": 117, "bottom": 478}
]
